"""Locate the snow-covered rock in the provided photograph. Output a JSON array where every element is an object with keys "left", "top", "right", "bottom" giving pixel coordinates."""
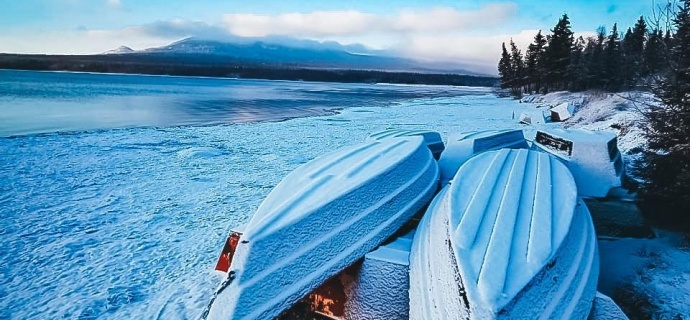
[
  {"left": 532, "top": 128, "right": 623, "bottom": 198},
  {"left": 366, "top": 129, "right": 444, "bottom": 159},
  {"left": 345, "top": 231, "right": 414, "bottom": 320},
  {"left": 205, "top": 136, "right": 439, "bottom": 320},
  {"left": 410, "top": 149, "right": 599, "bottom": 319},
  {"left": 438, "top": 129, "right": 528, "bottom": 185}
]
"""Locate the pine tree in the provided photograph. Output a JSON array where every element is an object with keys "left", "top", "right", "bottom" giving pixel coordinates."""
[
  {"left": 631, "top": 16, "right": 648, "bottom": 54},
  {"left": 622, "top": 28, "right": 637, "bottom": 87},
  {"left": 603, "top": 23, "right": 624, "bottom": 91},
  {"left": 525, "top": 30, "right": 548, "bottom": 93},
  {"left": 509, "top": 39, "right": 526, "bottom": 97},
  {"left": 639, "top": 0, "right": 690, "bottom": 228},
  {"left": 586, "top": 26, "right": 607, "bottom": 89},
  {"left": 568, "top": 36, "right": 587, "bottom": 91},
  {"left": 625, "top": 17, "right": 648, "bottom": 81},
  {"left": 664, "top": 29, "right": 673, "bottom": 49},
  {"left": 545, "top": 14, "right": 575, "bottom": 92},
  {"left": 498, "top": 42, "right": 513, "bottom": 89},
  {"left": 581, "top": 36, "right": 598, "bottom": 89},
  {"left": 644, "top": 29, "right": 666, "bottom": 75}
]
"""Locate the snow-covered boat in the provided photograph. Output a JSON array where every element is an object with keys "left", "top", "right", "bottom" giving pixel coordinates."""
[
  {"left": 410, "top": 148, "right": 599, "bottom": 319},
  {"left": 438, "top": 129, "right": 528, "bottom": 184},
  {"left": 531, "top": 128, "right": 623, "bottom": 197},
  {"left": 204, "top": 136, "right": 440, "bottom": 320},
  {"left": 550, "top": 102, "right": 576, "bottom": 122},
  {"left": 366, "top": 129, "right": 445, "bottom": 159}
]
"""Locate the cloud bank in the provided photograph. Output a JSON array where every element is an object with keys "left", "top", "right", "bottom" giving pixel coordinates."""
[{"left": 222, "top": 4, "right": 517, "bottom": 37}]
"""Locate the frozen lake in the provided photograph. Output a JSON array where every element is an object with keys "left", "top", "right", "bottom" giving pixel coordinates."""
[
  {"left": 0, "top": 70, "right": 473, "bottom": 137},
  {"left": 0, "top": 71, "right": 533, "bottom": 319}
]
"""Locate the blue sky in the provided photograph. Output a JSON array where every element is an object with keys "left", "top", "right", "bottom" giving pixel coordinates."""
[{"left": 0, "top": 0, "right": 655, "bottom": 73}]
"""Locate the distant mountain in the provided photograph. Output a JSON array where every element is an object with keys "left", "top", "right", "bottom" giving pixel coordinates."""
[
  {"left": 135, "top": 37, "right": 482, "bottom": 75},
  {"left": 103, "top": 46, "right": 135, "bottom": 54}
]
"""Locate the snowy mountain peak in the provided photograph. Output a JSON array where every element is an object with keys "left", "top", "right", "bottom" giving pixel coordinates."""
[{"left": 103, "top": 46, "right": 135, "bottom": 54}]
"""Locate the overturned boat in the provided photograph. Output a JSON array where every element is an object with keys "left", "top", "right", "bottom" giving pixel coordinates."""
[
  {"left": 410, "top": 148, "right": 599, "bottom": 319},
  {"left": 438, "top": 129, "right": 528, "bottom": 184},
  {"left": 205, "top": 136, "right": 439, "bottom": 320},
  {"left": 531, "top": 128, "right": 623, "bottom": 197},
  {"left": 366, "top": 129, "right": 445, "bottom": 159}
]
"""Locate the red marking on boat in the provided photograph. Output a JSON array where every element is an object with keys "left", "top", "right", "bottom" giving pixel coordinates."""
[{"left": 214, "top": 231, "right": 242, "bottom": 272}]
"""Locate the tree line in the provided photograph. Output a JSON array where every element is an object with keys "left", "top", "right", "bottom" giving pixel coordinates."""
[
  {"left": 498, "top": 14, "right": 669, "bottom": 96},
  {"left": 0, "top": 54, "right": 498, "bottom": 87}
]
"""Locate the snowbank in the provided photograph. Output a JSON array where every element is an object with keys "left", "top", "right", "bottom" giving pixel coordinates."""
[
  {"left": 598, "top": 232, "right": 690, "bottom": 319},
  {"left": 520, "top": 90, "right": 656, "bottom": 154}
]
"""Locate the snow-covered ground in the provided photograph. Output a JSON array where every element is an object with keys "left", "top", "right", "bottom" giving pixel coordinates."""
[
  {"left": 599, "top": 232, "right": 690, "bottom": 319},
  {"left": 520, "top": 90, "right": 690, "bottom": 319},
  {"left": 3, "top": 83, "right": 688, "bottom": 319},
  {"left": 520, "top": 90, "right": 656, "bottom": 154},
  {"left": 1, "top": 87, "right": 537, "bottom": 319}
]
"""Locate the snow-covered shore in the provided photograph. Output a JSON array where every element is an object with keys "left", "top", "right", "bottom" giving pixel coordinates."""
[
  {"left": 519, "top": 90, "right": 690, "bottom": 319},
  {"left": 3, "top": 83, "right": 688, "bottom": 319},
  {"left": 520, "top": 90, "right": 656, "bottom": 155}
]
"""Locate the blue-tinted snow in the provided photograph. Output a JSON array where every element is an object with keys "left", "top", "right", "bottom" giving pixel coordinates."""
[{"left": 0, "top": 80, "right": 535, "bottom": 319}]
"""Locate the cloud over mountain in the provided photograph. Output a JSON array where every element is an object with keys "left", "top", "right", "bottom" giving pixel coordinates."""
[{"left": 222, "top": 4, "right": 518, "bottom": 37}]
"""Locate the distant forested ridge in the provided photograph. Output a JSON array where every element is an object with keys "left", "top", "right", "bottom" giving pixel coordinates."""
[{"left": 0, "top": 53, "right": 497, "bottom": 87}]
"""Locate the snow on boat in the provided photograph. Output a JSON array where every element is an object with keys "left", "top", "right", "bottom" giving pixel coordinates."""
[
  {"left": 410, "top": 148, "right": 599, "bottom": 319},
  {"left": 438, "top": 129, "right": 528, "bottom": 184},
  {"left": 517, "top": 110, "right": 548, "bottom": 125},
  {"left": 366, "top": 129, "right": 445, "bottom": 159},
  {"left": 345, "top": 230, "right": 415, "bottom": 320},
  {"left": 518, "top": 112, "right": 533, "bottom": 125},
  {"left": 531, "top": 128, "right": 623, "bottom": 197},
  {"left": 550, "top": 102, "right": 575, "bottom": 122},
  {"left": 204, "top": 136, "right": 440, "bottom": 320}
]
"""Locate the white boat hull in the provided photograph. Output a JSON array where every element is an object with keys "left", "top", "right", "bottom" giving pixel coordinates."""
[
  {"left": 410, "top": 149, "right": 598, "bottom": 319},
  {"left": 439, "top": 129, "right": 528, "bottom": 185},
  {"left": 206, "top": 136, "right": 439, "bottom": 320},
  {"left": 366, "top": 129, "right": 445, "bottom": 159},
  {"left": 531, "top": 128, "right": 623, "bottom": 197}
]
